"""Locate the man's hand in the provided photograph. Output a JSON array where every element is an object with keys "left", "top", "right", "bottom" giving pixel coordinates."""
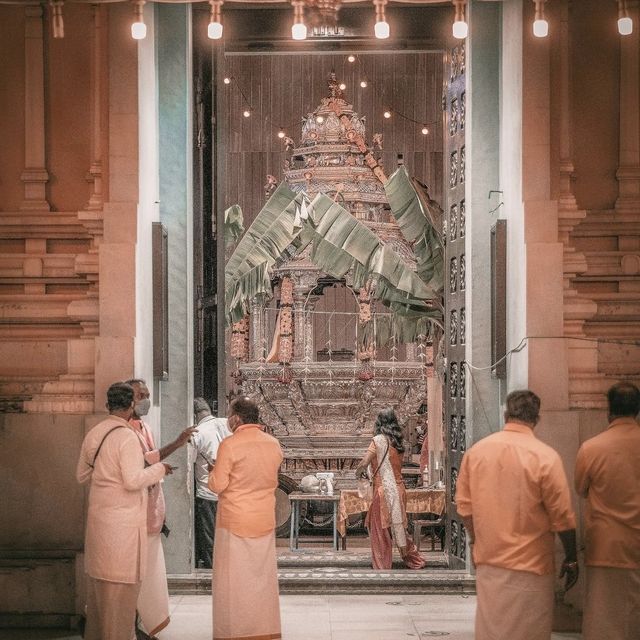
[
  {"left": 162, "top": 463, "right": 175, "bottom": 476},
  {"left": 176, "top": 426, "right": 198, "bottom": 446},
  {"left": 559, "top": 560, "right": 579, "bottom": 592}
]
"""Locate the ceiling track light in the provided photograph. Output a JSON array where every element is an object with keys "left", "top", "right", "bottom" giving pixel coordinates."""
[
  {"left": 452, "top": 0, "right": 468, "bottom": 40},
  {"left": 533, "top": 0, "right": 549, "bottom": 38},
  {"left": 50, "top": 0, "right": 64, "bottom": 39},
  {"left": 618, "top": 0, "right": 633, "bottom": 35},
  {"left": 208, "top": 0, "right": 223, "bottom": 39},
  {"left": 131, "top": 0, "right": 146, "bottom": 40},
  {"left": 291, "top": 0, "right": 307, "bottom": 41},
  {"left": 373, "top": 0, "right": 389, "bottom": 39}
]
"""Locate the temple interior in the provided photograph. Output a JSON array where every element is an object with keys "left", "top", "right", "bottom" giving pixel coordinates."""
[{"left": 1, "top": 0, "right": 639, "bottom": 635}]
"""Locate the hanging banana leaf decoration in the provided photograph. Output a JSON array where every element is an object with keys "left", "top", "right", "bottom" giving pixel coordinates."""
[
  {"left": 384, "top": 165, "right": 444, "bottom": 293},
  {"left": 224, "top": 204, "right": 245, "bottom": 247}
]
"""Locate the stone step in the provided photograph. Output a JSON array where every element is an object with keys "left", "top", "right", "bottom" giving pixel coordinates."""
[{"left": 276, "top": 549, "right": 448, "bottom": 568}]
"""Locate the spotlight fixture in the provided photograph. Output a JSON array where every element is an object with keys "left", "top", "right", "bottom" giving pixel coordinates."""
[
  {"left": 50, "top": 0, "right": 64, "bottom": 39},
  {"left": 207, "top": 0, "right": 223, "bottom": 40},
  {"left": 347, "top": 55, "right": 356, "bottom": 63},
  {"left": 373, "top": 0, "right": 390, "bottom": 39},
  {"left": 360, "top": 80, "right": 368, "bottom": 88},
  {"left": 223, "top": 77, "right": 231, "bottom": 85},
  {"left": 532, "top": 0, "right": 549, "bottom": 38},
  {"left": 131, "top": 0, "right": 146, "bottom": 40},
  {"left": 243, "top": 109, "right": 251, "bottom": 118},
  {"left": 452, "top": 0, "right": 468, "bottom": 39},
  {"left": 278, "top": 129, "right": 286, "bottom": 139},
  {"left": 291, "top": 0, "right": 307, "bottom": 40},
  {"left": 618, "top": 0, "right": 633, "bottom": 35},
  {"left": 339, "top": 83, "right": 347, "bottom": 91},
  {"left": 421, "top": 126, "right": 429, "bottom": 135},
  {"left": 383, "top": 110, "right": 392, "bottom": 119}
]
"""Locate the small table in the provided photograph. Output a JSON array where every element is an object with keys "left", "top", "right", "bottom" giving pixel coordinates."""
[{"left": 289, "top": 492, "right": 341, "bottom": 551}]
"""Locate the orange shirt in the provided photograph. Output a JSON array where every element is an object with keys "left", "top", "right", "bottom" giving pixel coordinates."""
[
  {"left": 575, "top": 417, "right": 640, "bottom": 569},
  {"left": 208, "top": 423, "right": 283, "bottom": 538},
  {"left": 456, "top": 423, "right": 576, "bottom": 576}
]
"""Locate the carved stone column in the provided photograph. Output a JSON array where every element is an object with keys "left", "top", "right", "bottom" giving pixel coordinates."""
[
  {"left": 87, "top": 4, "right": 105, "bottom": 211},
  {"left": 250, "top": 299, "right": 264, "bottom": 361},
  {"left": 21, "top": 5, "right": 50, "bottom": 211},
  {"left": 616, "top": 1, "right": 640, "bottom": 213}
]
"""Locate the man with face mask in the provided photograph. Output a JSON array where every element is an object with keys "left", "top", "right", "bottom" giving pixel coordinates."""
[
  {"left": 76, "top": 382, "right": 173, "bottom": 640},
  {"left": 125, "top": 378, "right": 197, "bottom": 638}
]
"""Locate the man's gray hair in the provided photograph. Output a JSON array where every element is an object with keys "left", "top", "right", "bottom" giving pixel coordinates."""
[{"left": 194, "top": 397, "right": 212, "bottom": 416}]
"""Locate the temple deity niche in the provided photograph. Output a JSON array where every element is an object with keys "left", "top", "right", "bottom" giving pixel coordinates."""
[{"left": 225, "top": 73, "right": 444, "bottom": 488}]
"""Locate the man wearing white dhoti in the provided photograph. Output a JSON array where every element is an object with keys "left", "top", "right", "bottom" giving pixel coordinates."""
[
  {"left": 575, "top": 381, "right": 640, "bottom": 640},
  {"left": 455, "top": 389, "right": 579, "bottom": 640},
  {"left": 76, "top": 382, "right": 172, "bottom": 640},
  {"left": 126, "top": 378, "right": 197, "bottom": 638},
  {"left": 209, "top": 397, "right": 283, "bottom": 640}
]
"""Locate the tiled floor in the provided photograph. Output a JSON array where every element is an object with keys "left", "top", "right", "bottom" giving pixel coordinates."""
[{"left": 0, "top": 595, "right": 582, "bottom": 640}]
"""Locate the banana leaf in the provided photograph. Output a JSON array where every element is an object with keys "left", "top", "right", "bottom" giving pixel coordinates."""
[
  {"left": 358, "top": 313, "right": 437, "bottom": 348},
  {"left": 224, "top": 204, "right": 245, "bottom": 247},
  {"left": 384, "top": 166, "right": 444, "bottom": 292}
]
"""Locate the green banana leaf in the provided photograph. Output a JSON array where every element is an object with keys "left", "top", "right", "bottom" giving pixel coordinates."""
[
  {"left": 384, "top": 166, "right": 444, "bottom": 292},
  {"left": 224, "top": 204, "right": 245, "bottom": 247}
]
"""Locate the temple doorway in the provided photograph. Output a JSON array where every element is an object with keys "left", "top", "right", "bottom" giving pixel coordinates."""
[{"left": 192, "top": 3, "right": 466, "bottom": 578}]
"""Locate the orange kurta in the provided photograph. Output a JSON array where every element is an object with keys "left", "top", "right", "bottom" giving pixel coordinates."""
[
  {"left": 208, "top": 423, "right": 283, "bottom": 538},
  {"left": 575, "top": 417, "right": 640, "bottom": 569},
  {"left": 456, "top": 422, "right": 576, "bottom": 576}
]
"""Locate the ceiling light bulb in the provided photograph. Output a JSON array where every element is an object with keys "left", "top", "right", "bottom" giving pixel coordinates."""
[
  {"left": 291, "top": 22, "right": 307, "bottom": 40},
  {"left": 131, "top": 0, "right": 146, "bottom": 40},
  {"left": 278, "top": 130, "right": 286, "bottom": 139},
  {"left": 223, "top": 77, "right": 231, "bottom": 85},
  {"left": 339, "top": 83, "right": 346, "bottom": 90},
  {"left": 348, "top": 55, "right": 356, "bottom": 63},
  {"left": 383, "top": 110, "right": 392, "bottom": 119},
  {"left": 421, "top": 126, "right": 429, "bottom": 135},
  {"left": 374, "top": 20, "right": 389, "bottom": 39},
  {"left": 131, "top": 21, "right": 146, "bottom": 40},
  {"left": 619, "top": 16, "right": 633, "bottom": 35},
  {"left": 208, "top": 21, "right": 223, "bottom": 39},
  {"left": 452, "top": 20, "right": 467, "bottom": 39},
  {"left": 243, "top": 109, "right": 251, "bottom": 118},
  {"left": 316, "top": 115, "right": 324, "bottom": 123},
  {"left": 360, "top": 80, "right": 368, "bottom": 88},
  {"left": 533, "top": 18, "right": 548, "bottom": 37}
]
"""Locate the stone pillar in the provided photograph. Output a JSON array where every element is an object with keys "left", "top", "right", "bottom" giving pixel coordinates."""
[
  {"left": 616, "top": 1, "right": 640, "bottom": 213},
  {"left": 20, "top": 5, "right": 50, "bottom": 211},
  {"left": 250, "top": 299, "right": 265, "bottom": 361}
]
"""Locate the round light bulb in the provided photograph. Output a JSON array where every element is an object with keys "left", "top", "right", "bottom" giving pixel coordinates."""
[
  {"left": 347, "top": 55, "right": 356, "bottom": 62},
  {"left": 533, "top": 19, "right": 549, "bottom": 38},
  {"left": 421, "top": 126, "right": 429, "bottom": 135},
  {"left": 208, "top": 21, "right": 223, "bottom": 40},
  {"left": 243, "top": 109, "right": 251, "bottom": 118},
  {"left": 131, "top": 21, "right": 147, "bottom": 40},
  {"left": 374, "top": 20, "right": 390, "bottom": 39},
  {"left": 618, "top": 16, "right": 633, "bottom": 36},
  {"left": 223, "top": 77, "right": 231, "bottom": 85},
  {"left": 316, "top": 115, "right": 324, "bottom": 124},
  {"left": 278, "top": 130, "right": 285, "bottom": 139},
  {"left": 360, "top": 80, "right": 368, "bottom": 88},
  {"left": 291, "top": 22, "right": 307, "bottom": 40},
  {"left": 452, "top": 20, "right": 468, "bottom": 39},
  {"left": 383, "top": 110, "right": 391, "bottom": 119},
  {"left": 339, "top": 83, "right": 346, "bottom": 91}
]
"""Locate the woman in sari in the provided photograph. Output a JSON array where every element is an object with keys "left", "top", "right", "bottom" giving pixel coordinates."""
[{"left": 356, "top": 408, "right": 427, "bottom": 570}]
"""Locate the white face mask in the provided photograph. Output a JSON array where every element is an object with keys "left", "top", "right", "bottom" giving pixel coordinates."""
[{"left": 135, "top": 398, "right": 151, "bottom": 416}]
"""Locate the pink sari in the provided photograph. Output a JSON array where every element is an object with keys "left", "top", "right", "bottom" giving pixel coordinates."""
[{"left": 365, "top": 434, "right": 426, "bottom": 570}]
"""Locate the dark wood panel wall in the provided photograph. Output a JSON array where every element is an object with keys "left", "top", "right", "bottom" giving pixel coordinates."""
[{"left": 220, "top": 51, "right": 444, "bottom": 228}]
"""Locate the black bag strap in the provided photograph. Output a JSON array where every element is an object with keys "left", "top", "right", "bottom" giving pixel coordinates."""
[
  {"left": 88, "top": 426, "right": 126, "bottom": 468},
  {"left": 370, "top": 437, "right": 390, "bottom": 480}
]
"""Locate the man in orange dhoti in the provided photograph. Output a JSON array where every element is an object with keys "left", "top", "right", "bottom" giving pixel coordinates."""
[
  {"left": 456, "top": 389, "right": 579, "bottom": 640},
  {"left": 76, "top": 382, "right": 171, "bottom": 640},
  {"left": 575, "top": 382, "right": 640, "bottom": 640},
  {"left": 126, "top": 378, "right": 197, "bottom": 638},
  {"left": 209, "top": 397, "right": 283, "bottom": 640}
]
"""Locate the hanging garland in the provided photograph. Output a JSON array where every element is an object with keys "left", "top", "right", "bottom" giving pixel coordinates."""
[{"left": 231, "top": 315, "right": 249, "bottom": 361}]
